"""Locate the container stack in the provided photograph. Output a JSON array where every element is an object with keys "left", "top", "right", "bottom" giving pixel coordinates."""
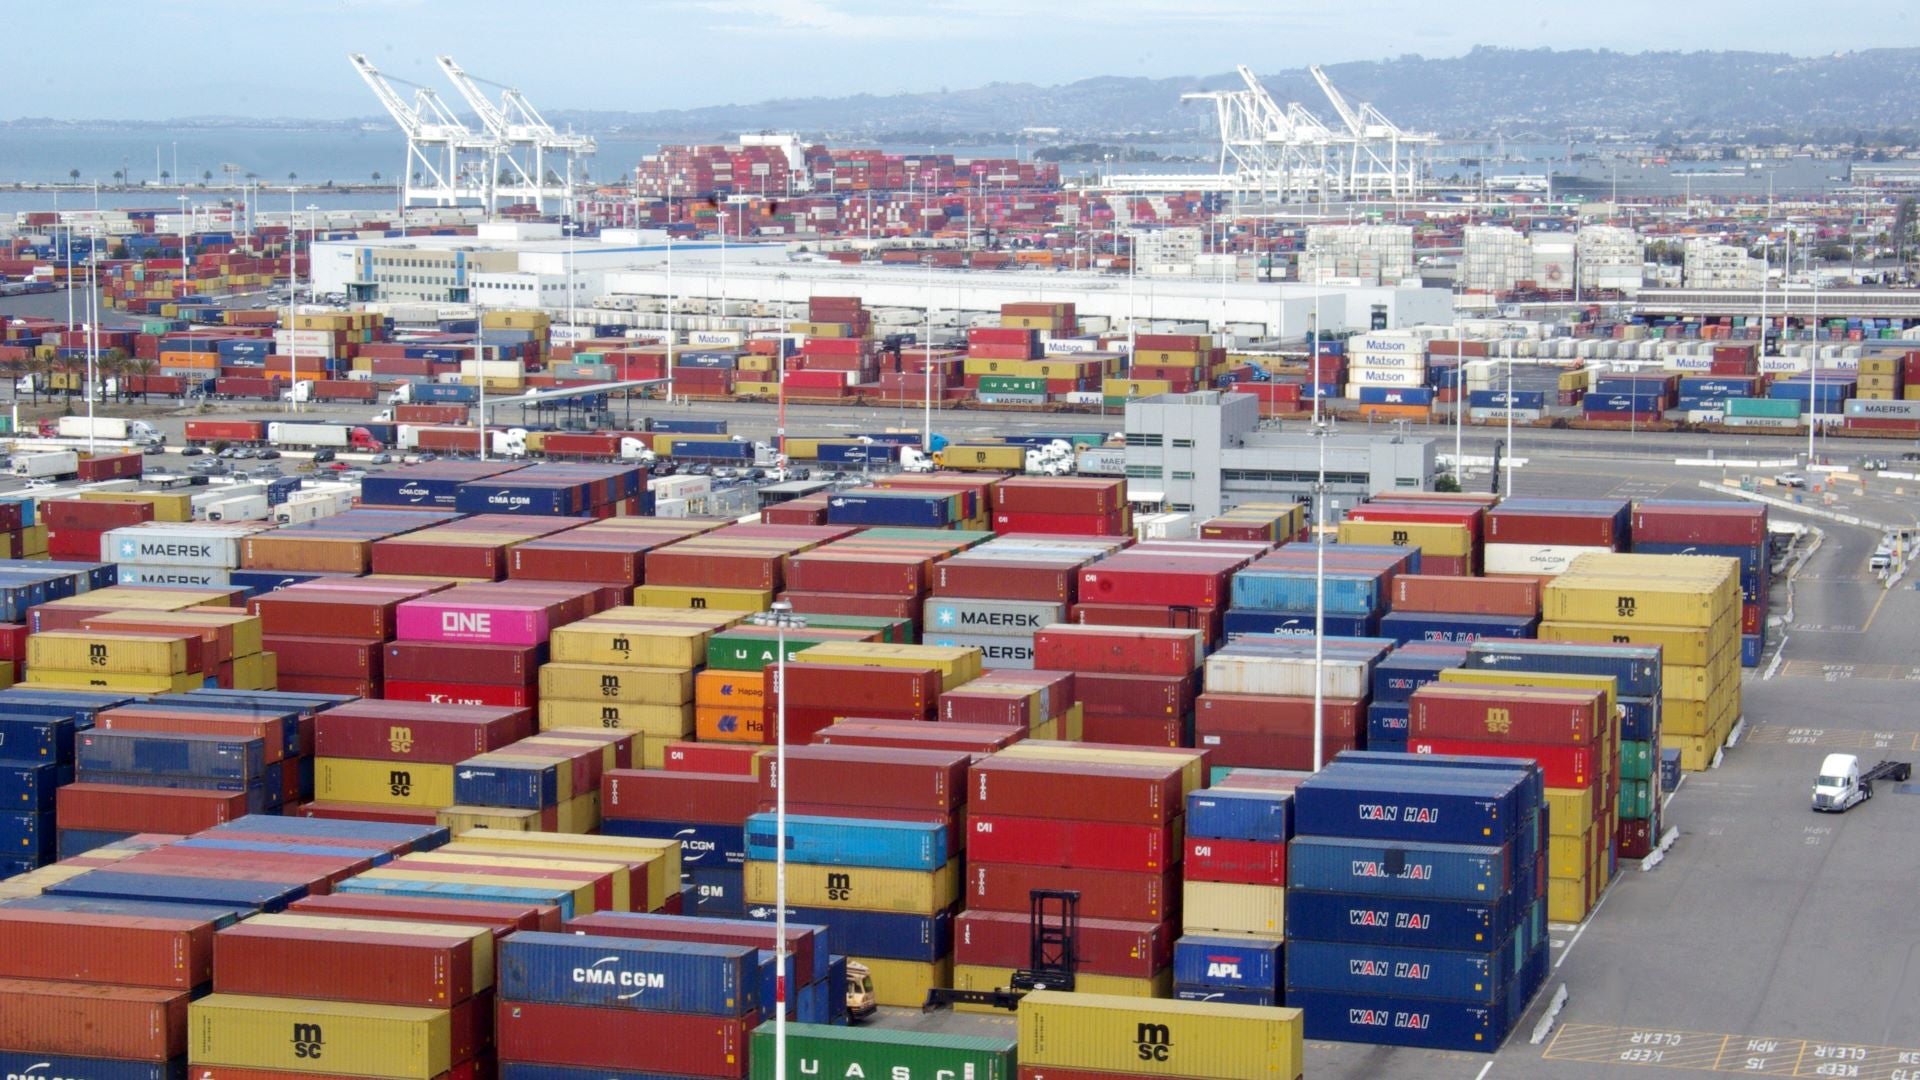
[
  {"left": 753, "top": 1025, "right": 1015, "bottom": 1080},
  {"left": 696, "top": 620, "right": 883, "bottom": 744},
  {"left": 639, "top": 522, "right": 854, "bottom": 614},
  {"left": 1017, "top": 990, "right": 1304, "bottom": 1080},
  {"left": 1483, "top": 497, "right": 1629, "bottom": 577},
  {"left": 1341, "top": 499, "right": 1482, "bottom": 577},
  {"left": 1544, "top": 551, "right": 1741, "bottom": 773},
  {"left": 939, "top": 668, "right": 1082, "bottom": 741},
  {"left": 26, "top": 627, "right": 212, "bottom": 697},
  {"left": 546, "top": 606, "right": 738, "bottom": 762},
  {"left": 743, "top": 743, "right": 969, "bottom": 1007},
  {"left": 1285, "top": 753, "right": 1546, "bottom": 1051},
  {"left": 103, "top": 521, "right": 269, "bottom": 590},
  {"left": 78, "top": 605, "right": 273, "bottom": 692},
  {"left": 234, "top": 508, "right": 463, "bottom": 595},
  {"left": 1224, "top": 544, "right": 1415, "bottom": 639},
  {"left": 935, "top": 536, "right": 1120, "bottom": 652},
  {"left": 991, "top": 476, "right": 1129, "bottom": 536},
  {"left": 1629, "top": 501, "right": 1770, "bottom": 667},
  {"left": 1033, "top": 625, "right": 1205, "bottom": 748},
  {"left": 44, "top": 496, "right": 154, "bottom": 561},
  {"left": 786, "top": 527, "right": 989, "bottom": 649},
  {"left": 358, "top": 460, "right": 529, "bottom": 510},
  {"left": 1197, "top": 636, "right": 1391, "bottom": 769},
  {"left": 252, "top": 577, "right": 454, "bottom": 698},
  {"left": 509, "top": 516, "right": 724, "bottom": 588},
  {"left": 453, "top": 462, "right": 650, "bottom": 518},
  {"left": 1072, "top": 540, "right": 1264, "bottom": 648},
  {"left": 1364, "top": 642, "right": 1470, "bottom": 752},
  {"left": 309, "top": 699, "right": 533, "bottom": 826},
  {"left": 1174, "top": 779, "right": 1292, "bottom": 1005},
  {"left": 385, "top": 579, "right": 606, "bottom": 708},
  {"left": 440, "top": 728, "right": 633, "bottom": 836},
  {"left": 371, "top": 514, "right": 588, "bottom": 580},
  {"left": 187, "top": 909, "right": 494, "bottom": 1080},
  {"left": 1199, "top": 501, "right": 1308, "bottom": 543},
  {"left": 1378, "top": 570, "right": 1540, "bottom": 646},
  {"left": 783, "top": 641, "right": 982, "bottom": 738},
  {"left": 0, "top": 702, "right": 76, "bottom": 877},
  {"left": 602, "top": 764, "right": 764, "bottom": 916}
]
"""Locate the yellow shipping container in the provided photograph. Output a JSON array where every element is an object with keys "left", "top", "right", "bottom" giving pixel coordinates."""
[
  {"left": 557, "top": 791, "right": 601, "bottom": 833},
  {"left": 438, "top": 805, "right": 541, "bottom": 833},
  {"left": 1547, "top": 874, "right": 1592, "bottom": 923},
  {"left": 537, "top": 699, "right": 694, "bottom": 738},
  {"left": 28, "top": 630, "right": 191, "bottom": 675},
  {"left": 951, "top": 965, "right": 1168, "bottom": 1014},
  {"left": 80, "top": 490, "right": 194, "bottom": 522},
  {"left": 1544, "top": 788, "right": 1595, "bottom": 838},
  {"left": 1860, "top": 357, "right": 1900, "bottom": 375},
  {"left": 1336, "top": 520, "right": 1474, "bottom": 559},
  {"left": 189, "top": 993, "right": 451, "bottom": 1079},
  {"left": 1661, "top": 697, "right": 1714, "bottom": 736},
  {"left": 315, "top": 758, "right": 455, "bottom": 807},
  {"left": 443, "top": 834, "right": 676, "bottom": 910},
  {"left": 548, "top": 624, "right": 711, "bottom": 668},
  {"left": 1538, "top": 620, "right": 1714, "bottom": 666},
  {"left": 1018, "top": 991, "right": 1305, "bottom": 1080},
  {"left": 792, "top": 642, "right": 982, "bottom": 691},
  {"left": 993, "top": 742, "right": 1207, "bottom": 795},
  {"left": 789, "top": 321, "right": 854, "bottom": 338},
  {"left": 1662, "top": 663, "right": 1713, "bottom": 702},
  {"left": 21, "top": 524, "right": 47, "bottom": 556},
  {"left": 233, "top": 651, "right": 276, "bottom": 691},
  {"left": 1436, "top": 669, "right": 1617, "bottom": 728},
  {"left": 939, "top": 445, "right": 1026, "bottom": 471},
  {"left": 1543, "top": 580, "right": 1728, "bottom": 628},
  {"left": 1102, "top": 378, "right": 1173, "bottom": 398},
  {"left": 1181, "top": 879, "right": 1284, "bottom": 939},
  {"left": 744, "top": 859, "right": 958, "bottom": 914},
  {"left": 631, "top": 584, "right": 772, "bottom": 612},
  {"left": 1548, "top": 824, "right": 1595, "bottom": 872},
  {"left": 847, "top": 956, "right": 952, "bottom": 1009},
  {"left": 27, "top": 669, "right": 202, "bottom": 694},
  {"left": 735, "top": 380, "right": 781, "bottom": 396},
  {"left": 539, "top": 664, "right": 693, "bottom": 706}
]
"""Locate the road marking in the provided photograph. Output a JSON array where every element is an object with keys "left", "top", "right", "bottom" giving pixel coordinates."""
[
  {"left": 1772, "top": 660, "right": 1920, "bottom": 682},
  {"left": 1542, "top": 1023, "right": 1920, "bottom": 1076},
  {"left": 1745, "top": 722, "right": 1920, "bottom": 751},
  {"left": 1472, "top": 1061, "right": 1494, "bottom": 1080}
]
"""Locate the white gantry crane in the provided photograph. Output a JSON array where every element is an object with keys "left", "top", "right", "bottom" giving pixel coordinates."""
[
  {"left": 1310, "top": 65, "right": 1432, "bottom": 199},
  {"left": 349, "top": 53, "right": 494, "bottom": 207},
  {"left": 436, "top": 55, "right": 596, "bottom": 214}
]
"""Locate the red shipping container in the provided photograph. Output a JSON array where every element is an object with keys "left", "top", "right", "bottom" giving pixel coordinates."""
[
  {"left": 212, "top": 920, "right": 478, "bottom": 1006},
  {"left": 1186, "top": 836, "right": 1286, "bottom": 886},
  {"left": 277, "top": 676, "right": 378, "bottom": 699},
  {"left": 95, "top": 709, "right": 288, "bottom": 763},
  {"left": 603, "top": 770, "right": 761, "bottom": 825},
  {"left": 313, "top": 701, "right": 532, "bottom": 763},
  {"left": 1407, "top": 737, "right": 1597, "bottom": 790},
  {"left": 43, "top": 499, "right": 154, "bottom": 529},
  {"left": 1076, "top": 714, "right": 1185, "bottom": 748},
  {"left": 1392, "top": 575, "right": 1538, "bottom": 616},
  {"left": 968, "top": 758, "right": 1180, "bottom": 823},
  {"left": 662, "top": 741, "right": 763, "bottom": 777},
  {"left": 1742, "top": 602, "right": 1762, "bottom": 636},
  {"left": 249, "top": 593, "right": 408, "bottom": 639},
  {"left": 511, "top": 544, "right": 645, "bottom": 585},
  {"left": 994, "top": 477, "right": 1123, "bottom": 515},
  {"left": 1070, "top": 603, "right": 1223, "bottom": 649},
  {"left": 776, "top": 663, "right": 942, "bottom": 717},
  {"left": 1485, "top": 508, "right": 1621, "bottom": 547},
  {"left": 300, "top": 801, "right": 447, "bottom": 827},
  {"left": 1630, "top": 502, "right": 1766, "bottom": 545},
  {"left": 0, "top": 622, "right": 28, "bottom": 661},
  {"left": 968, "top": 814, "right": 1176, "bottom": 872},
  {"left": 1410, "top": 685, "right": 1604, "bottom": 745},
  {"left": 1194, "top": 694, "right": 1364, "bottom": 738},
  {"left": 782, "top": 591, "right": 921, "bottom": 622},
  {"left": 1074, "top": 672, "right": 1196, "bottom": 719},
  {"left": 762, "top": 745, "right": 969, "bottom": 813},
  {"left": 0, "top": 979, "right": 188, "bottom": 1061},
  {"left": 56, "top": 784, "right": 250, "bottom": 833},
  {"left": 965, "top": 862, "right": 1175, "bottom": 922},
  {"left": 1616, "top": 816, "right": 1655, "bottom": 859},
  {"left": 1077, "top": 561, "right": 1235, "bottom": 608},
  {"left": 785, "top": 553, "right": 925, "bottom": 596},
  {"left": 938, "top": 672, "right": 1075, "bottom": 727},
  {"left": 955, "top": 910, "right": 1172, "bottom": 979},
  {"left": 384, "top": 679, "right": 534, "bottom": 708},
  {"left": 0, "top": 910, "right": 212, "bottom": 988},
  {"left": 1346, "top": 503, "right": 1485, "bottom": 538},
  {"left": 990, "top": 511, "right": 1124, "bottom": 537},
  {"left": 1032, "top": 626, "right": 1203, "bottom": 676},
  {"left": 813, "top": 720, "right": 1024, "bottom": 757},
  {"left": 265, "top": 635, "right": 383, "bottom": 679},
  {"left": 495, "top": 999, "right": 745, "bottom": 1076},
  {"left": 114, "top": 847, "right": 367, "bottom": 892},
  {"left": 1197, "top": 732, "right": 1360, "bottom": 770},
  {"left": 645, "top": 549, "right": 782, "bottom": 590}
]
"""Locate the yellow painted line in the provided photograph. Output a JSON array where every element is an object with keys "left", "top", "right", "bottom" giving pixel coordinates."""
[
  {"left": 1860, "top": 582, "right": 1893, "bottom": 633},
  {"left": 1537, "top": 1023, "right": 1920, "bottom": 1078}
]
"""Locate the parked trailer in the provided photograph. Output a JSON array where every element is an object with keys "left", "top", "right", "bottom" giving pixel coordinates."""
[
  {"left": 267, "top": 423, "right": 385, "bottom": 451},
  {"left": 184, "top": 420, "right": 268, "bottom": 445},
  {"left": 543, "top": 432, "right": 654, "bottom": 461},
  {"left": 214, "top": 376, "right": 281, "bottom": 400},
  {"left": 309, "top": 380, "right": 379, "bottom": 403},
  {"left": 76, "top": 453, "right": 144, "bottom": 482},
  {"left": 394, "top": 404, "right": 470, "bottom": 425},
  {"left": 11, "top": 451, "right": 79, "bottom": 480}
]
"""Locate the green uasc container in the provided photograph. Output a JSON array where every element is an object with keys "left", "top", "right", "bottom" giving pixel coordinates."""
[{"left": 751, "top": 1024, "right": 1016, "bottom": 1080}]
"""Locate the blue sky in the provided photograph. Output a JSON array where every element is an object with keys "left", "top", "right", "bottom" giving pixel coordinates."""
[{"left": 8, "top": 0, "right": 1916, "bottom": 120}]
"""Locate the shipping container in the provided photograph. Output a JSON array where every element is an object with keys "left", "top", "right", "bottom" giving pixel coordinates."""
[{"left": 1016, "top": 991, "right": 1303, "bottom": 1080}]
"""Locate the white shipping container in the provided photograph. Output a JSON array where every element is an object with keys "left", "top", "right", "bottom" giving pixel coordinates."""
[
  {"left": 1482, "top": 542, "right": 1615, "bottom": 577},
  {"left": 116, "top": 564, "right": 232, "bottom": 588},
  {"left": 1132, "top": 512, "right": 1193, "bottom": 541},
  {"left": 204, "top": 495, "right": 270, "bottom": 523},
  {"left": 1844, "top": 398, "right": 1920, "bottom": 419},
  {"left": 1345, "top": 350, "right": 1428, "bottom": 371},
  {"left": 459, "top": 359, "right": 526, "bottom": 379},
  {"left": 1346, "top": 366, "right": 1423, "bottom": 386},
  {"left": 102, "top": 525, "right": 248, "bottom": 568},
  {"left": 1202, "top": 654, "right": 1370, "bottom": 699},
  {"left": 274, "top": 330, "right": 338, "bottom": 358}
]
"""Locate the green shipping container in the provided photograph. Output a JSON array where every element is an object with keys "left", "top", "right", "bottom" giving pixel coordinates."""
[
  {"left": 1621, "top": 778, "right": 1653, "bottom": 820},
  {"left": 1726, "top": 398, "right": 1802, "bottom": 419},
  {"left": 978, "top": 375, "right": 1047, "bottom": 395},
  {"left": 751, "top": 1024, "right": 1015, "bottom": 1080},
  {"left": 1620, "top": 740, "right": 1653, "bottom": 781},
  {"left": 790, "top": 613, "right": 914, "bottom": 643},
  {"left": 705, "top": 629, "right": 871, "bottom": 670}
]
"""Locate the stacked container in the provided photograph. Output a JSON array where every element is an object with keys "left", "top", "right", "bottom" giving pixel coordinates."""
[
  {"left": 441, "top": 728, "right": 633, "bottom": 836},
  {"left": 1286, "top": 753, "right": 1547, "bottom": 1052},
  {"left": 0, "top": 699, "right": 76, "bottom": 876},
  {"left": 372, "top": 514, "right": 587, "bottom": 581},
  {"left": 1629, "top": 501, "right": 1769, "bottom": 667},
  {"left": 79, "top": 607, "right": 275, "bottom": 691},
  {"left": 1224, "top": 544, "right": 1414, "bottom": 640},
  {"left": 235, "top": 508, "right": 462, "bottom": 592},
  {"left": 783, "top": 641, "right": 982, "bottom": 740},
  {"left": 251, "top": 578, "right": 453, "bottom": 698},
  {"left": 1199, "top": 501, "right": 1307, "bottom": 543},
  {"left": 1364, "top": 642, "right": 1471, "bottom": 751},
  {"left": 939, "top": 669, "right": 1083, "bottom": 741},
  {"left": 1176, "top": 779, "right": 1292, "bottom": 1004},
  {"left": 785, "top": 527, "right": 988, "bottom": 653},
  {"left": 923, "top": 536, "right": 1082, "bottom": 669},
  {"left": 102, "top": 521, "right": 269, "bottom": 590},
  {"left": 310, "top": 700, "right": 533, "bottom": 826},
  {"left": 1197, "top": 636, "right": 1391, "bottom": 769},
  {"left": 80, "top": 697, "right": 297, "bottom": 849},
  {"left": 602, "top": 766, "right": 763, "bottom": 916},
  {"left": 386, "top": 579, "right": 606, "bottom": 708},
  {"left": 567, "top": 909, "right": 839, "bottom": 1026},
  {"left": 752, "top": 1025, "right": 1014, "bottom": 1080},
  {"left": 991, "top": 476, "right": 1129, "bottom": 536},
  {"left": 25, "top": 628, "right": 212, "bottom": 697},
  {"left": 360, "top": 460, "right": 529, "bottom": 510},
  {"left": 1544, "top": 552, "right": 1741, "bottom": 772},
  {"left": 1339, "top": 500, "right": 1482, "bottom": 577},
  {"left": 1073, "top": 540, "right": 1265, "bottom": 649},
  {"left": 509, "top": 516, "right": 724, "bottom": 588},
  {"left": 696, "top": 621, "right": 881, "bottom": 744},
  {"left": 1033, "top": 625, "right": 1205, "bottom": 748},
  {"left": 1017, "top": 990, "right": 1304, "bottom": 1080},
  {"left": 1483, "top": 497, "right": 1630, "bottom": 577},
  {"left": 546, "top": 606, "right": 738, "bottom": 762},
  {"left": 639, "top": 522, "right": 854, "bottom": 614}
]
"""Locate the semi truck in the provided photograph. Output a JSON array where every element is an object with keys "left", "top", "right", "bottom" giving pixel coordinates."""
[
  {"left": 266, "top": 423, "right": 386, "bottom": 452},
  {"left": 1812, "top": 753, "right": 1912, "bottom": 812},
  {"left": 47, "top": 417, "right": 161, "bottom": 444},
  {"left": 185, "top": 420, "right": 269, "bottom": 446},
  {"left": 11, "top": 451, "right": 80, "bottom": 480},
  {"left": 387, "top": 382, "right": 482, "bottom": 405}
]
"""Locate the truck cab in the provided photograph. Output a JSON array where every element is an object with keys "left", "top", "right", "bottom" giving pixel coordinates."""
[{"left": 1812, "top": 754, "right": 1862, "bottom": 812}]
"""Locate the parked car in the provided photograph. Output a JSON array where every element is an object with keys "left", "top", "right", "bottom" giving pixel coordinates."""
[
  {"left": 1774, "top": 472, "right": 1808, "bottom": 489},
  {"left": 257, "top": 449, "right": 281, "bottom": 460},
  {"left": 180, "top": 446, "right": 204, "bottom": 457},
  {"left": 339, "top": 470, "right": 368, "bottom": 483},
  {"left": 369, "top": 452, "right": 393, "bottom": 465},
  {"left": 312, "top": 449, "right": 335, "bottom": 463},
  {"left": 142, "top": 443, "right": 166, "bottom": 456}
]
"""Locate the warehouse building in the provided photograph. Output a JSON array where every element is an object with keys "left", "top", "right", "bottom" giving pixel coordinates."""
[{"left": 1122, "top": 391, "right": 1435, "bottom": 520}]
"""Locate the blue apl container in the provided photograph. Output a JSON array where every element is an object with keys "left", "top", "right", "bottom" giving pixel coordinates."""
[
  {"left": 453, "top": 758, "right": 559, "bottom": 809},
  {"left": 1222, "top": 609, "right": 1376, "bottom": 638},
  {"left": 744, "top": 814, "right": 946, "bottom": 871},
  {"left": 601, "top": 819, "right": 745, "bottom": 869},
  {"left": 1186, "top": 788, "right": 1290, "bottom": 843},
  {"left": 1462, "top": 640, "right": 1661, "bottom": 698},
  {"left": 1291, "top": 988, "right": 1506, "bottom": 1052},
  {"left": 1376, "top": 612, "right": 1537, "bottom": 646},
  {"left": 0, "top": 760, "right": 72, "bottom": 809},
  {"left": 46, "top": 868, "right": 308, "bottom": 912},
  {"left": 0, "top": 1053, "right": 185, "bottom": 1080},
  {"left": 1288, "top": 837, "right": 1509, "bottom": 900},
  {"left": 1292, "top": 770, "right": 1524, "bottom": 847},
  {"left": 1173, "top": 984, "right": 1280, "bottom": 1006},
  {"left": 76, "top": 730, "right": 265, "bottom": 782},
  {"left": 1230, "top": 570, "right": 1383, "bottom": 614},
  {"left": 1286, "top": 889, "right": 1513, "bottom": 950},
  {"left": 500, "top": 932, "right": 758, "bottom": 1017},
  {"left": 742, "top": 905, "right": 953, "bottom": 963},
  {"left": 1358, "top": 386, "right": 1436, "bottom": 406},
  {"left": 1173, "top": 935, "right": 1282, "bottom": 991},
  {"left": 1286, "top": 938, "right": 1511, "bottom": 1004}
]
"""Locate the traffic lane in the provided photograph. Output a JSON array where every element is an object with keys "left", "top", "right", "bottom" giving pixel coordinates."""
[{"left": 1777, "top": 522, "right": 1917, "bottom": 665}]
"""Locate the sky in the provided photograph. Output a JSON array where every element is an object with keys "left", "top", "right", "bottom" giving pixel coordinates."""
[{"left": 7, "top": 0, "right": 1918, "bottom": 121}]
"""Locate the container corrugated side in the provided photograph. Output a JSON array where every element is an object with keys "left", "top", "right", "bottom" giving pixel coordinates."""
[
  {"left": 188, "top": 993, "right": 450, "bottom": 1079},
  {"left": 749, "top": 1023, "right": 1015, "bottom": 1080},
  {"left": 498, "top": 931, "right": 756, "bottom": 1017},
  {"left": 1015, "top": 990, "right": 1303, "bottom": 1080}
]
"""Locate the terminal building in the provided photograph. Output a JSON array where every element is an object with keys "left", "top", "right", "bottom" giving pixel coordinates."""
[{"left": 1122, "top": 391, "right": 1435, "bottom": 520}]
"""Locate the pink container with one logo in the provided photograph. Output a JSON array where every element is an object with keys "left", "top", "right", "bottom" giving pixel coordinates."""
[{"left": 394, "top": 599, "right": 552, "bottom": 645}]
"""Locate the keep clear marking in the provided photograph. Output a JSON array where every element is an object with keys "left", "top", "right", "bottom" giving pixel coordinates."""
[{"left": 1541, "top": 1025, "right": 1920, "bottom": 1078}]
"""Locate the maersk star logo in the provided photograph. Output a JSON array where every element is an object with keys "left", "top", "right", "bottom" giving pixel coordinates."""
[
  {"left": 935, "top": 606, "right": 957, "bottom": 627},
  {"left": 118, "top": 541, "right": 137, "bottom": 558}
]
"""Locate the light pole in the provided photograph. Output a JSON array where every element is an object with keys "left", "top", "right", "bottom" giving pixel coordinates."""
[
  {"left": 177, "top": 193, "right": 190, "bottom": 303},
  {"left": 476, "top": 300, "right": 488, "bottom": 463},
  {"left": 85, "top": 226, "right": 98, "bottom": 453},
  {"left": 666, "top": 177, "right": 676, "bottom": 404},
  {"left": 749, "top": 599, "right": 806, "bottom": 1080},
  {"left": 1311, "top": 413, "right": 1327, "bottom": 773},
  {"left": 565, "top": 220, "right": 579, "bottom": 332}
]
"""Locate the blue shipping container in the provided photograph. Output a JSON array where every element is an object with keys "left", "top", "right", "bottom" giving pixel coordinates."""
[
  {"left": 687, "top": 865, "right": 747, "bottom": 916},
  {"left": 1462, "top": 641, "right": 1661, "bottom": 698},
  {"left": 1230, "top": 571, "right": 1382, "bottom": 615},
  {"left": 649, "top": 419, "right": 728, "bottom": 435},
  {"left": 57, "top": 828, "right": 133, "bottom": 859},
  {"left": 1357, "top": 386, "right": 1436, "bottom": 406},
  {"left": 335, "top": 875, "right": 575, "bottom": 920},
  {"left": 1290, "top": 988, "right": 1506, "bottom": 1052},
  {"left": 1376, "top": 612, "right": 1537, "bottom": 646},
  {"left": 0, "top": 760, "right": 70, "bottom": 809},
  {"left": 1366, "top": 701, "right": 1410, "bottom": 742},
  {"left": 824, "top": 492, "right": 953, "bottom": 528},
  {"left": 1172, "top": 935, "right": 1282, "bottom": 990},
  {"left": 454, "top": 484, "right": 581, "bottom": 516},
  {"left": 361, "top": 475, "right": 466, "bottom": 508},
  {"left": 500, "top": 932, "right": 758, "bottom": 1017},
  {"left": 1222, "top": 609, "right": 1377, "bottom": 639},
  {"left": 0, "top": 1053, "right": 185, "bottom": 1080},
  {"left": 1467, "top": 389, "right": 1547, "bottom": 410},
  {"left": 1286, "top": 889, "right": 1512, "bottom": 950},
  {"left": 0, "top": 713, "right": 77, "bottom": 761},
  {"left": 1293, "top": 770, "right": 1523, "bottom": 847},
  {"left": 601, "top": 819, "right": 745, "bottom": 870},
  {"left": 744, "top": 814, "right": 946, "bottom": 871},
  {"left": 1173, "top": 984, "right": 1280, "bottom": 1006},
  {"left": 742, "top": 905, "right": 953, "bottom": 963},
  {"left": 46, "top": 868, "right": 308, "bottom": 912},
  {"left": 1186, "top": 788, "right": 1291, "bottom": 843},
  {"left": 1288, "top": 836, "right": 1509, "bottom": 900},
  {"left": 1, "top": 810, "right": 54, "bottom": 861},
  {"left": 453, "top": 758, "right": 559, "bottom": 809},
  {"left": 1372, "top": 652, "right": 1466, "bottom": 702},
  {"left": 1287, "top": 937, "right": 1511, "bottom": 1004},
  {"left": 76, "top": 730, "right": 265, "bottom": 781}
]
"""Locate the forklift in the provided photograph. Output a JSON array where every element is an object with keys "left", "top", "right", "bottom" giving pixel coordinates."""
[{"left": 923, "top": 890, "right": 1079, "bottom": 1012}]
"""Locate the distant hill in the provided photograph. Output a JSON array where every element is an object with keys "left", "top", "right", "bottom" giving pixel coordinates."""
[{"left": 552, "top": 47, "right": 1920, "bottom": 142}]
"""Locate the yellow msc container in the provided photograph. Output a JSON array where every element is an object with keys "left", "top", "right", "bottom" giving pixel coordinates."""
[
  {"left": 557, "top": 792, "right": 601, "bottom": 833},
  {"left": 1544, "top": 788, "right": 1597, "bottom": 838},
  {"left": 1537, "top": 620, "right": 1715, "bottom": 666},
  {"left": 537, "top": 699, "right": 694, "bottom": 738},
  {"left": 27, "top": 669, "right": 202, "bottom": 694},
  {"left": 1102, "top": 378, "right": 1173, "bottom": 398},
  {"left": 548, "top": 624, "right": 711, "bottom": 668},
  {"left": 744, "top": 860, "right": 958, "bottom": 914},
  {"left": 443, "top": 833, "right": 677, "bottom": 906},
  {"left": 539, "top": 663, "right": 693, "bottom": 706},
  {"left": 631, "top": 584, "right": 773, "bottom": 613},
  {"left": 846, "top": 956, "right": 952, "bottom": 1009},
  {"left": 792, "top": 642, "right": 982, "bottom": 691},
  {"left": 1181, "top": 879, "right": 1284, "bottom": 939},
  {"left": 1548, "top": 874, "right": 1592, "bottom": 923},
  {"left": 28, "top": 630, "right": 192, "bottom": 674},
  {"left": 189, "top": 993, "right": 451, "bottom": 1079},
  {"left": 939, "top": 445, "right": 1026, "bottom": 471},
  {"left": 1436, "top": 669, "right": 1617, "bottom": 728},
  {"left": 1543, "top": 579, "right": 1724, "bottom": 628},
  {"left": 991, "top": 742, "right": 1208, "bottom": 796},
  {"left": 1337, "top": 520, "right": 1473, "bottom": 558},
  {"left": 1017, "top": 991, "right": 1304, "bottom": 1080},
  {"left": 438, "top": 805, "right": 542, "bottom": 833},
  {"left": 315, "top": 758, "right": 455, "bottom": 808}
]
